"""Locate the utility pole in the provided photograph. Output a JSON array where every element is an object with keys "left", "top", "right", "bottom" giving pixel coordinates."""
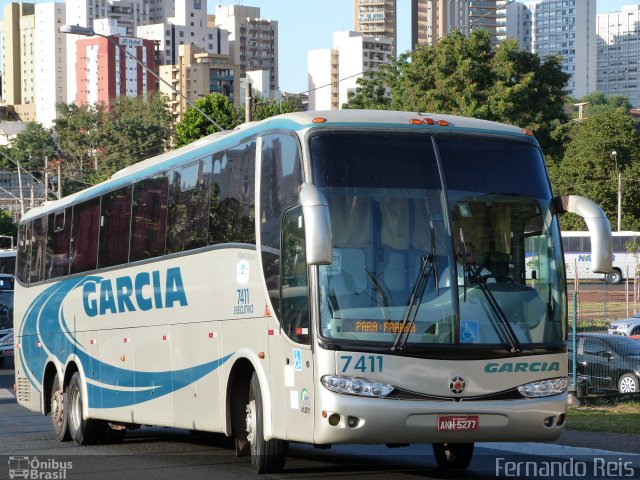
[
  {"left": 17, "top": 161, "right": 24, "bottom": 215},
  {"left": 44, "top": 156, "right": 49, "bottom": 200},
  {"left": 245, "top": 79, "right": 252, "bottom": 123},
  {"left": 57, "top": 164, "right": 62, "bottom": 200}
]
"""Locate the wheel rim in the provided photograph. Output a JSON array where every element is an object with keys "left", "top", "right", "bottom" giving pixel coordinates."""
[
  {"left": 246, "top": 399, "right": 257, "bottom": 452},
  {"left": 70, "top": 387, "right": 82, "bottom": 431},
  {"left": 620, "top": 377, "right": 637, "bottom": 393},
  {"left": 52, "top": 388, "right": 64, "bottom": 426}
]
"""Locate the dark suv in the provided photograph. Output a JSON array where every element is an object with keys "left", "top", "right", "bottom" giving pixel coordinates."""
[{"left": 568, "top": 334, "right": 640, "bottom": 394}]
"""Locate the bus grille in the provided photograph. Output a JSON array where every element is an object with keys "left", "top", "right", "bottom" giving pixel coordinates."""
[{"left": 17, "top": 377, "right": 31, "bottom": 403}]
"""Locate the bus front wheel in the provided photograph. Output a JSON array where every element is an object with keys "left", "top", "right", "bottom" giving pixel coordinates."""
[
  {"left": 606, "top": 269, "right": 623, "bottom": 285},
  {"left": 432, "top": 442, "right": 474, "bottom": 469},
  {"left": 67, "top": 372, "right": 103, "bottom": 445},
  {"left": 246, "top": 372, "right": 288, "bottom": 473}
]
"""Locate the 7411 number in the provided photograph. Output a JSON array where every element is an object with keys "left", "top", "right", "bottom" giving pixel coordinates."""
[{"left": 340, "top": 355, "right": 383, "bottom": 373}]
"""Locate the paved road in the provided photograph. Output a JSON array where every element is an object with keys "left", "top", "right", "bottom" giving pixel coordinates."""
[{"left": 1, "top": 359, "right": 639, "bottom": 480}]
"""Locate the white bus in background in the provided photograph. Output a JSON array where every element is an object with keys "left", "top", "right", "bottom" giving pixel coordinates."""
[
  {"left": 561, "top": 231, "right": 638, "bottom": 285},
  {"left": 14, "top": 110, "right": 613, "bottom": 473}
]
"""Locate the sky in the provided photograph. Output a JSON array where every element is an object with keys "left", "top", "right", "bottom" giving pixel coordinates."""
[{"left": 0, "top": 0, "right": 634, "bottom": 94}]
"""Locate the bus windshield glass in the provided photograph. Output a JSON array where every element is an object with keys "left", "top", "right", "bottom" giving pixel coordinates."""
[{"left": 310, "top": 131, "right": 565, "bottom": 350}]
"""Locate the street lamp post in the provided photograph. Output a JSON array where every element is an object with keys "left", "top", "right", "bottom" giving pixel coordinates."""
[
  {"left": 59, "top": 24, "right": 223, "bottom": 132},
  {"left": 611, "top": 150, "right": 621, "bottom": 232}
]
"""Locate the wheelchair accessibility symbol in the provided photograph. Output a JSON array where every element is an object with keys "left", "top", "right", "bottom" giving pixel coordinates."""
[
  {"left": 293, "top": 348, "right": 303, "bottom": 371},
  {"left": 460, "top": 321, "right": 479, "bottom": 343}
]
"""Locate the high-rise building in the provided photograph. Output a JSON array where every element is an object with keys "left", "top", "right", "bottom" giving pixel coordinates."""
[
  {"left": 1, "top": 2, "right": 67, "bottom": 126},
  {"left": 308, "top": 31, "right": 393, "bottom": 111},
  {"left": 159, "top": 43, "right": 236, "bottom": 122},
  {"left": 214, "top": 5, "right": 278, "bottom": 103},
  {"left": 469, "top": 1, "right": 508, "bottom": 45},
  {"left": 597, "top": 5, "right": 640, "bottom": 107},
  {"left": 508, "top": 0, "right": 596, "bottom": 99},
  {"left": 74, "top": 19, "right": 156, "bottom": 106},
  {"left": 411, "top": 0, "right": 470, "bottom": 48},
  {"left": 353, "top": 0, "right": 397, "bottom": 56}
]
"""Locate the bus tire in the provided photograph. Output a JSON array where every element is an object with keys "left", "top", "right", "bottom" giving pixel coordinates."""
[
  {"left": 246, "top": 372, "right": 288, "bottom": 473},
  {"left": 50, "top": 373, "right": 70, "bottom": 442},
  {"left": 67, "top": 372, "right": 103, "bottom": 445},
  {"left": 618, "top": 373, "right": 639, "bottom": 394},
  {"left": 432, "top": 442, "right": 474, "bottom": 469},
  {"left": 606, "top": 269, "right": 622, "bottom": 285}
]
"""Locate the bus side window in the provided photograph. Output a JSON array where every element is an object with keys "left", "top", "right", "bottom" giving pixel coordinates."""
[
  {"left": 46, "top": 208, "right": 71, "bottom": 279},
  {"left": 70, "top": 198, "right": 101, "bottom": 274},
  {"left": 259, "top": 133, "right": 303, "bottom": 317},
  {"left": 209, "top": 141, "right": 256, "bottom": 245},
  {"left": 131, "top": 176, "right": 168, "bottom": 262},
  {"left": 281, "top": 205, "right": 310, "bottom": 344},
  {"left": 29, "top": 216, "right": 48, "bottom": 284},
  {"left": 16, "top": 222, "right": 31, "bottom": 284},
  {"left": 99, "top": 186, "right": 132, "bottom": 268},
  {"left": 166, "top": 158, "right": 211, "bottom": 253}
]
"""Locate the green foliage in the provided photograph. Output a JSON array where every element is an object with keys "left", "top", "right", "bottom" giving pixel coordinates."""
[
  {"left": 0, "top": 210, "right": 17, "bottom": 242},
  {"left": 248, "top": 96, "right": 301, "bottom": 121},
  {"left": 8, "top": 123, "right": 58, "bottom": 171},
  {"left": 345, "top": 30, "right": 570, "bottom": 154},
  {"left": 577, "top": 91, "right": 632, "bottom": 117},
  {"left": 174, "top": 94, "right": 243, "bottom": 147},
  {"left": 550, "top": 111, "right": 640, "bottom": 231}
]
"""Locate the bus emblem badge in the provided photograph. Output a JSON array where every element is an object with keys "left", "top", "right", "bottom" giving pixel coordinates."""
[{"left": 449, "top": 376, "right": 466, "bottom": 394}]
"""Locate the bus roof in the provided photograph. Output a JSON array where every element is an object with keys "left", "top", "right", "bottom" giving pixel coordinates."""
[
  {"left": 561, "top": 231, "right": 640, "bottom": 236},
  {"left": 20, "top": 109, "right": 533, "bottom": 223}
]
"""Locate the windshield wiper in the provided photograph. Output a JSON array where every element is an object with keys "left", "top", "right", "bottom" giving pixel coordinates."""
[
  {"left": 392, "top": 220, "right": 439, "bottom": 351},
  {"left": 465, "top": 263, "right": 522, "bottom": 353}
]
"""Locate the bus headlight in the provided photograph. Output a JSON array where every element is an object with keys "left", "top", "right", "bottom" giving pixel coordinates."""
[
  {"left": 321, "top": 375, "right": 394, "bottom": 397},
  {"left": 518, "top": 377, "right": 568, "bottom": 398}
]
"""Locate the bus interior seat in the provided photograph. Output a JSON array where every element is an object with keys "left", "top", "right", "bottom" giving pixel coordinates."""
[{"left": 380, "top": 198, "right": 411, "bottom": 305}]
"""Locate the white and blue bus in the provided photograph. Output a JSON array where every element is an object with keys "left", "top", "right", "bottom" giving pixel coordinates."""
[
  {"left": 14, "top": 110, "right": 612, "bottom": 472},
  {"left": 561, "top": 231, "right": 639, "bottom": 285}
]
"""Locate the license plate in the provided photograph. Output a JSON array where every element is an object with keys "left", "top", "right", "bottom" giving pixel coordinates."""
[{"left": 437, "top": 415, "right": 479, "bottom": 431}]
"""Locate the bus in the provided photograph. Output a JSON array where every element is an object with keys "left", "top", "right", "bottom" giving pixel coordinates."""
[
  {"left": 0, "top": 249, "right": 16, "bottom": 275},
  {"left": 13, "top": 110, "right": 612, "bottom": 473},
  {"left": 561, "top": 231, "right": 638, "bottom": 285}
]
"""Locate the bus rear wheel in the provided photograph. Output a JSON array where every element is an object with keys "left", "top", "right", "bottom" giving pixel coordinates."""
[
  {"left": 432, "top": 442, "right": 474, "bottom": 469},
  {"left": 50, "top": 373, "right": 70, "bottom": 442},
  {"left": 67, "top": 372, "right": 103, "bottom": 445},
  {"left": 246, "top": 372, "right": 288, "bottom": 473},
  {"left": 606, "top": 269, "right": 622, "bottom": 285}
]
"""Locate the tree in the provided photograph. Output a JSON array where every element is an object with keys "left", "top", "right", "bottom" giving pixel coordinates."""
[
  {"left": 577, "top": 91, "right": 632, "bottom": 117},
  {"left": 174, "top": 94, "right": 243, "bottom": 147},
  {"left": 8, "top": 122, "right": 58, "bottom": 171},
  {"left": 247, "top": 96, "right": 302, "bottom": 121},
  {"left": 550, "top": 111, "right": 640, "bottom": 230},
  {"left": 0, "top": 210, "right": 17, "bottom": 246},
  {"left": 345, "top": 30, "right": 570, "bottom": 155}
]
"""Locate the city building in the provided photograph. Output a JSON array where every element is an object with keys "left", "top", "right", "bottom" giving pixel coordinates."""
[
  {"left": 507, "top": 0, "right": 596, "bottom": 99},
  {"left": 353, "top": 0, "right": 397, "bottom": 56},
  {"left": 412, "top": 0, "right": 470, "bottom": 48},
  {"left": 308, "top": 31, "right": 393, "bottom": 111},
  {"left": 597, "top": 5, "right": 640, "bottom": 107},
  {"left": 469, "top": 0, "right": 508, "bottom": 45},
  {"left": 74, "top": 18, "right": 156, "bottom": 106},
  {"left": 214, "top": 4, "right": 278, "bottom": 102},
  {"left": 159, "top": 43, "right": 236, "bottom": 123}
]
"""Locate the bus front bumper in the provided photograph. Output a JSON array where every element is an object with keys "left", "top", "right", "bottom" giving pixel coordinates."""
[{"left": 313, "top": 390, "right": 567, "bottom": 445}]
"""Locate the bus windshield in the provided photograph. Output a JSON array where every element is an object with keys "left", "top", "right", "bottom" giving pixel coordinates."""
[{"left": 310, "top": 131, "right": 565, "bottom": 350}]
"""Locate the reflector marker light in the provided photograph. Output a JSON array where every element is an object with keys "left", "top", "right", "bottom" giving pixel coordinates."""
[
  {"left": 522, "top": 128, "right": 535, "bottom": 136},
  {"left": 208, "top": 332, "right": 217, "bottom": 339},
  {"left": 36, "top": 342, "right": 41, "bottom": 348},
  {"left": 312, "top": 117, "right": 327, "bottom": 123},
  {"left": 409, "top": 118, "right": 423, "bottom": 125},
  {"left": 123, "top": 337, "right": 130, "bottom": 343},
  {"left": 89, "top": 339, "right": 96, "bottom": 345},
  {"left": 423, "top": 118, "right": 435, "bottom": 125},
  {"left": 296, "top": 328, "right": 309, "bottom": 335},
  {"left": 436, "top": 120, "right": 449, "bottom": 126},
  {"left": 162, "top": 335, "right": 169, "bottom": 341}
]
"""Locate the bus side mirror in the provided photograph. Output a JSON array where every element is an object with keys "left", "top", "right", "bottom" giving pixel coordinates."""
[
  {"left": 299, "top": 183, "right": 333, "bottom": 265},
  {"left": 555, "top": 195, "right": 613, "bottom": 274}
]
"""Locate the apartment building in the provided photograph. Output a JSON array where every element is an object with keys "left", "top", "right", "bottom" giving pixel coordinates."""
[
  {"left": 308, "top": 31, "right": 393, "bottom": 110},
  {"left": 469, "top": 1, "right": 508, "bottom": 45},
  {"left": 597, "top": 5, "right": 640, "bottom": 107},
  {"left": 507, "top": 0, "right": 596, "bottom": 99},
  {"left": 159, "top": 43, "right": 236, "bottom": 122},
  {"left": 74, "top": 19, "right": 156, "bottom": 106},
  {"left": 354, "top": 0, "right": 397, "bottom": 56},
  {"left": 215, "top": 4, "right": 278, "bottom": 103},
  {"left": 412, "top": 0, "right": 470, "bottom": 48}
]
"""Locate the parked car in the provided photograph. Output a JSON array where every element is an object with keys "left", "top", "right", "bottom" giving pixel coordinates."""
[
  {"left": 608, "top": 312, "right": 640, "bottom": 336},
  {"left": 0, "top": 328, "right": 12, "bottom": 368},
  {"left": 568, "top": 333, "right": 640, "bottom": 394}
]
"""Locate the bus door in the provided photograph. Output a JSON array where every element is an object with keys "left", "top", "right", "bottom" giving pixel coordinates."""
[{"left": 269, "top": 206, "right": 315, "bottom": 442}]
